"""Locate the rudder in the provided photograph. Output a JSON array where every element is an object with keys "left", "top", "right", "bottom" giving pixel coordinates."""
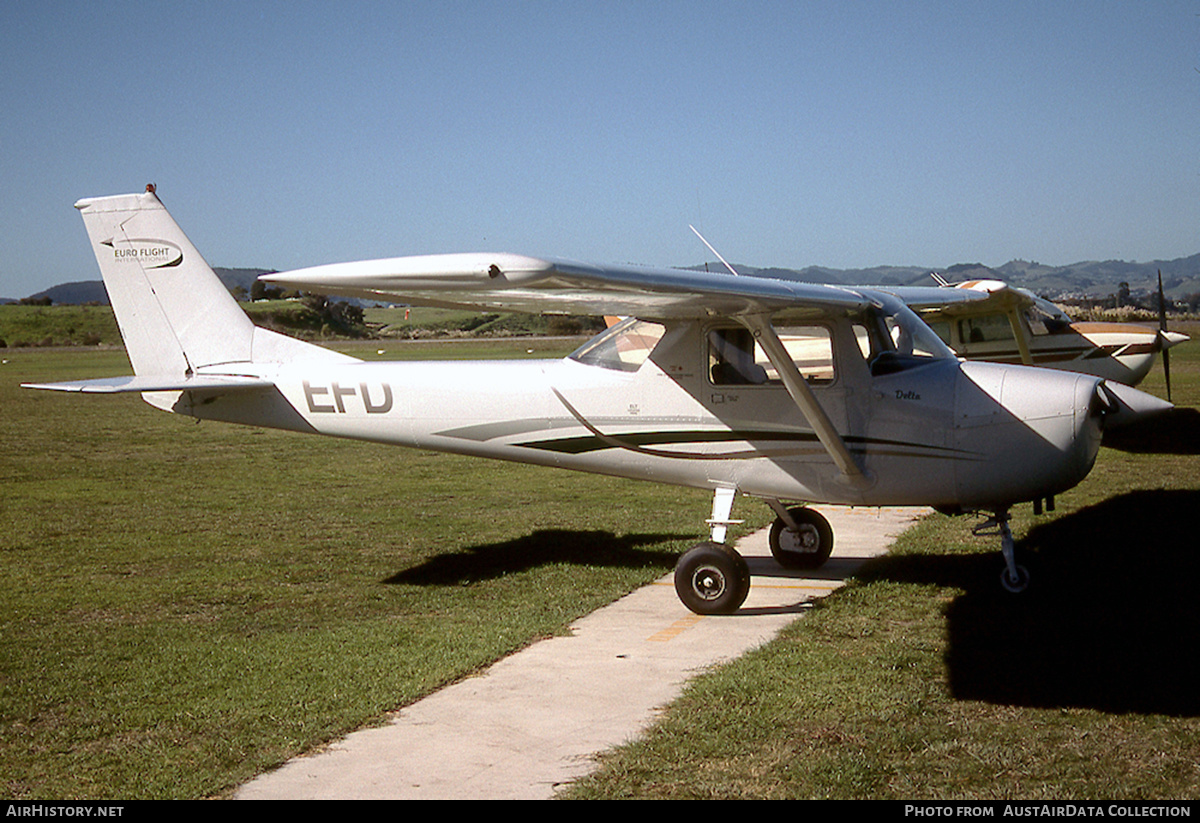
[{"left": 75, "top": 186, "right": 257, "bottom": 377}]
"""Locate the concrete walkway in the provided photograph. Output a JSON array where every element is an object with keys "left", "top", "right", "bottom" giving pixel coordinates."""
[{"left": 235, "top": 505, "right": 922, "bottom": 800}]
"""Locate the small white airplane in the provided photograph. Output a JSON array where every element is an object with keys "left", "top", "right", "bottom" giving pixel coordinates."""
[
  {"left": 24, "top": 188, "right": 1173, "bottom": 614},
  {"left": 897, "top": 276, "right": 1189, "bottom": 397}
]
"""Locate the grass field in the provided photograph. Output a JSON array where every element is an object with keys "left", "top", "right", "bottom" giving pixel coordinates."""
[
  {"left": 0, "top": 305, "right": 122, "bottom": 348},
  {"left": 0, "top": 340, "right": 731, "bottom": 799},
  {"left": 3, "top": 323, "right": 1198, "bottom": 799}
]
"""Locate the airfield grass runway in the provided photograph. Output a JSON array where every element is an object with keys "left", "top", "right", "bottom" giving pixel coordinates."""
[
  {"left": 3, "top": 327, "right": 1199, "bottom": 799},
  {"left": 234, "top": 506, "right": 923, "bottom": 799}
]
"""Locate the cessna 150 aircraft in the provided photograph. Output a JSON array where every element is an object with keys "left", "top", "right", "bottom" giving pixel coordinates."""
[
  {"left": 24, "top": 188, "right": 1173, "bottom": 614},
  {"left": 900, "top": 276, "right": 1189, "bottom": 397}
]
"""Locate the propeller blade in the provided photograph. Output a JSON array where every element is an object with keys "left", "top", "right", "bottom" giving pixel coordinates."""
[
  {"left": 1157, "top": 270, "right": 1172, "bottom": 402},
  {"left": 1164, "top": 348, "right": 1172, "bottom": 403}
]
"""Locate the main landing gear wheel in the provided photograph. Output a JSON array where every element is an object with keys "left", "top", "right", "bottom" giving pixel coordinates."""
[
  {"left": 674, "top": 541, "right": 750, "bottom": 615},
  {"left": 768, "top": 506, "right": 834, "bottom": 570}
]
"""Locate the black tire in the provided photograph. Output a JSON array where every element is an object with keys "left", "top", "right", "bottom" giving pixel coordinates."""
[
  {"left": 1000, "top": 563, "right": 1030, "bottom": 593},
  {"left": 768, "top": 507, "right": 834, "bottom": 569},
  {"left": 673, "top": 541, "right": 750, "bottom": 615}
]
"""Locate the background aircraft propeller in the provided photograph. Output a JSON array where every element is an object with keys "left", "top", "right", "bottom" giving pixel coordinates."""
[{"left": 1158, "top": 270, "right": 1173, "bottom": 403}]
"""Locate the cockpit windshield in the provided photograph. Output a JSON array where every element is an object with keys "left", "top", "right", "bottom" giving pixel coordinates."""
[
  {"left": 569, "top": 318, "right": 666, "bottom": 372},
  {"left": 860, "top": 294, "right": 956, "bottom": 375},
  {"left": 1025, "top": 294, "right": 1073, "bottom": 334}
]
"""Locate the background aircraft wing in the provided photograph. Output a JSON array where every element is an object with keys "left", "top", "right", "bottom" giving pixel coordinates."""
[
  {"left": 876, "top": 282, "right": 1008, "bottom": 313},
  {"left": 261, "top": 254, "right": 873, "bottom": 319}
]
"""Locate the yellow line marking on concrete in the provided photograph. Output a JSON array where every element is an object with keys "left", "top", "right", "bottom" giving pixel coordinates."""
[
  {"left": 751, "top": 581, "right": 844, "bottom": 591},
  {"left": 646, "top": 615, "right": 705, "bottom": 642}
]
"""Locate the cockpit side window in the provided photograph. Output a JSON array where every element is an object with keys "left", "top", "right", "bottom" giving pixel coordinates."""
[
  {"left": 569, "top": 318, "right": 666, "bottom": 372},
  {"left": 861, "top": 297, "right": 955, "bottom": 376},
  {"left": 708, "top": 325, "right": 835, "bottom": 386},
  {"left": 708, "top": 327, "right": 767, "bottom": 384}
]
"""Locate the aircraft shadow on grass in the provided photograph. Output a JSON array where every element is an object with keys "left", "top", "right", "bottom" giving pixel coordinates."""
[
  {"left": 860, "top": 489, "right": 1200, "bottom": 716},
  {"left": 1101, "top": 407, "right": 1200, "bottom": 455},
  {"left": 383, "top": 529, "right": 685, "bottom": 586}
]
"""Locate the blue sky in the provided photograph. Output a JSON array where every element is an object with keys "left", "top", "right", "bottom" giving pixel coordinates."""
[{"left": 2, "top": 1, "right": 1199, "bottom": 298}]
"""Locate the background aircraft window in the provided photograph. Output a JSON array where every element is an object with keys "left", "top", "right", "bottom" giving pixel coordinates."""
[
  {"left": 570, "top": 318, "right": 665, "bottom": 372},
  {"left": 709, "top": 325, "right": 834, "bottom": 386},
  {"left": 924, "top": 320, "right": 952, "bottom": 346},
  {"left": 958, "top": 314, "right": 1015, "bottom": 344},
  {"left": 1024, "top": 303, "right": 1070, "bottom": 335}
]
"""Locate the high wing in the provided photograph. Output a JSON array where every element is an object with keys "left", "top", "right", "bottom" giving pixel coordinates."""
[
  {"left": 877, "top": 281, "right": 1008, "bottom": 312},
  {"left": 260, "top": 254, "right": 874, "bottom": 319}
]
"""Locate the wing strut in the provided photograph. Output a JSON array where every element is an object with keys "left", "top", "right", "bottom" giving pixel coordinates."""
[
  {"left": 740, "top": 314, "right": 874, "bottom": 490},
  {"left": 1005, "top": 307, "right": 1034, "bottom": 366}
]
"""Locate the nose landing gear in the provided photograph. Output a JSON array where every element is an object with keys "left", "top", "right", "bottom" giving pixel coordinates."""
[{"left": 973, "top": 509, "right": 1030, "bottom": 593}]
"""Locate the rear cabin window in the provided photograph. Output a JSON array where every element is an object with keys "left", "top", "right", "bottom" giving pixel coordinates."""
[{"left": 708, "top": 325, "right": 835, "bottom": 386}]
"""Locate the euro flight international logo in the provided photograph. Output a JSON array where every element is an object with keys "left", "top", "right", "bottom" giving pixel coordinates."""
[{"left": 100, "top": 238, "right": 183, "bottom": 269}]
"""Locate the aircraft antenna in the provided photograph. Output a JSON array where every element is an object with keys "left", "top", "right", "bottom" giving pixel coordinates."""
[{"left": 689, "top": 225, "right": 740, "bottom": 277}]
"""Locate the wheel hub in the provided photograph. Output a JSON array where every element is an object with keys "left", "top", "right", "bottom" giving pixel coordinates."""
[
  {"left": 690, "top": 564, "right": 726, "bottom": 601},
  {"left": 781, "top": 524, "right": 819, "bottom": 554}
]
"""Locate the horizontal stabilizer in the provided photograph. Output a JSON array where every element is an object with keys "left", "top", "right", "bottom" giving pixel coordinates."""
[{"left": 22, "top": 374, "right": 275, "bottom": 394}]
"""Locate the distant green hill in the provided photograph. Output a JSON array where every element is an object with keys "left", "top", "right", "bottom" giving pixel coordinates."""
[
  {"left": 9, "top": 268, "right": 272, "bottom": 305},
  {"left": 12, "top": 255, "right": 1200, "bottom": 309},
  {"left": 696, "top": 254, "right": 1200, "bottom": 300}
]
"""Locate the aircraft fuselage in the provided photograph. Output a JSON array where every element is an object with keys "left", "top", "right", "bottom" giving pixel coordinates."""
[{"left": 171, "top": 316, "right": 1105, "bottom": 514}]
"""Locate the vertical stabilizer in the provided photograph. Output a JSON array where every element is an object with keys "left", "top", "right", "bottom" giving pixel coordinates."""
[{"left": 75, "top": 187, "right": 257, "bottom": 376}]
